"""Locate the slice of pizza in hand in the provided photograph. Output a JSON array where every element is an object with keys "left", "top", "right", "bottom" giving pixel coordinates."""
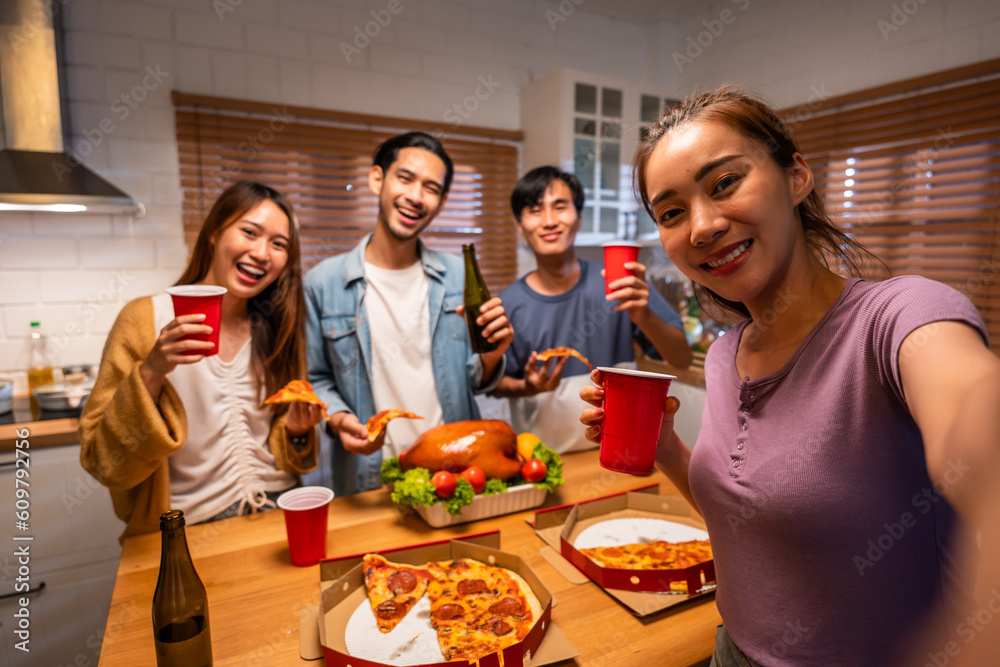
[
  {"left": 537, "top": 346, "right": 594, "bottom": 370},
  {"left": 366, "top": 409, "right": 424, "bottom": 443},
  {"left": 264, "top": 379, "right": 328, "bottom": 414},
  {"left": 362, "top": 554, "right": 434, "bottom": 633}
]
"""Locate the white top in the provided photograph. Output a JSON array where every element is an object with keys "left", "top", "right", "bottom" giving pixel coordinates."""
[
  {"left": 153, "top": 293, "right": 296, "bottom": 524},
  {"left": 364, "top": 261, "right": 443, "bottom": 457},
  {"left": 508, "top": 361, "right": 637, "bottom": 454}
]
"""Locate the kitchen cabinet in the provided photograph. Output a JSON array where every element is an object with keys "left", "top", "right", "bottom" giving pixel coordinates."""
[
  {"left": 520, "top": 68, "right": 679, "bottom": 245},
  {"left": 0, "top": 443, "right": 123, "bottom": 667}
]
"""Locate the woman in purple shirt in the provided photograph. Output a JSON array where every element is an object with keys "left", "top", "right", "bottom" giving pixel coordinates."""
[{"left": 580, "top": 88, "right": 1000, "bottom": 666}]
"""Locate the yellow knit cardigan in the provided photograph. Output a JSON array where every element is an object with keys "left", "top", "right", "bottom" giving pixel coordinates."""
[{"left": 79, "top": 296, "right": 317, "bottom": 542}]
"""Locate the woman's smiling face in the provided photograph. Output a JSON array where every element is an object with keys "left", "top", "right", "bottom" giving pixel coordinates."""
[
  {"left": 205, "top": 198, "right": 291, "bottom": 302},
  {"left": 642, "top": 119, "right": 813, "bottom": 308}
]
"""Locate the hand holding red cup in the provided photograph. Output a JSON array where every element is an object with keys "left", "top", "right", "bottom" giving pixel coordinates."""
[
  {"left": 594, "top": 366, "right": 676, "bottom": 475},
  {"left": 602, "top": 241, "right": 642, "bottom": 295},
  {"left": 166, "top": 285, "right": 227, "bottom": 356}
]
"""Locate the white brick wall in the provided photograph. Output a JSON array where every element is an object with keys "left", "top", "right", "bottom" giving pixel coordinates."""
[
  {"left": 1, "top": 0, "right": 996, "bottom": 381},
  {"left": 670, "top": 0, "right": 1000, "bottom": 106}
]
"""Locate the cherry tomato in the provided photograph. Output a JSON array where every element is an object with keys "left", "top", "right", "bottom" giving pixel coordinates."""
[
  {"left": 521, "top": 458, "right": 547, "bottom": 483},
  {"left": 459, "top": 466, "right": 487, "bottom": 494},
  {"left": 431, "top": 470, "right": 457, "bottom": 498}
]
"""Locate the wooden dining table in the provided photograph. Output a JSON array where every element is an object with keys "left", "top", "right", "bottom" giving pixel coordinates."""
[{"left": 97, "top": 449, "right": 721, "bottom": 666}]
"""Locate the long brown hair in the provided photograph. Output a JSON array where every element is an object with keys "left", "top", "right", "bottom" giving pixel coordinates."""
[
  {"left": 176, "top": 181, "right": 304, "bottom": 399},
  {"left": 633, "top": 86, "right": 887, "bottom": 320}
]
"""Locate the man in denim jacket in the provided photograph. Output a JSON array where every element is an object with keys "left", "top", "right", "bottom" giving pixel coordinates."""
[{"left": 304, "top": 132, "right": 513, "bottom": 496}]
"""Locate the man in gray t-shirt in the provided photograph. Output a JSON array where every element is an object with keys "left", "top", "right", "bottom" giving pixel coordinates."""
[{"left": 492, "top": 166, "right": 691, "bottom": 452}]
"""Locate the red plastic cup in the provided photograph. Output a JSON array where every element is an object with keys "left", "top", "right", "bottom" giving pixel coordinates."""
[
  {"left": 276, "top": 486, "right": 334, "bottom": 567},
  {"left": 602, "top": 241, "right": 641, "bottom": 295},
  {"left": 598, "top": 367, "right": 676, "bottom": 475},
  {"left": 165, "top": 285, "right": 227, "bottom": 356}
]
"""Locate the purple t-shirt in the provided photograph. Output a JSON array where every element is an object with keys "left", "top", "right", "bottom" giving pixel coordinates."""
[{"left": 689, "top": 276, "right": 988, "bottom": 666}]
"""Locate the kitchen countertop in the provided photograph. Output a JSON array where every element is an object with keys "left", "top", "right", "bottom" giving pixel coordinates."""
[{"left": 0, "top": 396, "right": 81, "bottom": 451}]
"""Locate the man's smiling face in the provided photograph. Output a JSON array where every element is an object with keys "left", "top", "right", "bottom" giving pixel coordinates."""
[{"left": 370, "top": 146, "right": 448, "bottom": 241}]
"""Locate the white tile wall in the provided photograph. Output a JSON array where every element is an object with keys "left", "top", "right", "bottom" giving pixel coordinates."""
[
  {"left": 671, "top": 0, "right": 1000, "bottom": 106},
  {"left": 1, "top": 0, "right": 995, "bottom": 381}
]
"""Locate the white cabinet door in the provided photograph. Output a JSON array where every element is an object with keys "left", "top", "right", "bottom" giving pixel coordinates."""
[
  {"left": 0, "top": 443, "right": 124, "bottom": 666},
  {"left": 0, "top": 559, "right": 119, "bottom": 667},
  {"left": 0, "top": 444, "right": 122, "bottom": 575}
]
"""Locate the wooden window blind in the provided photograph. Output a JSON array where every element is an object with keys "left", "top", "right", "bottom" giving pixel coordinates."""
[
  {"left": 172, "top": 92, "right": 521, "bottom": 290},
  {"left": 782, "top": 59, "right": 1000, "bottom": 350}
]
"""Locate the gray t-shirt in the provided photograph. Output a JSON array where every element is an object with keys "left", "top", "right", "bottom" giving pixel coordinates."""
[
  {"left": 690, "top": 276, "right": 988, "bottom": 666},
  {"left": 498, "top": 260, "right": 683, "bottom": 452}
]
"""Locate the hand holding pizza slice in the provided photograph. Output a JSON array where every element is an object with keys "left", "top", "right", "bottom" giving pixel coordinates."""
[
  {"left": 264, "top": 379, "right": 329, "bottom": 416},
  {"left": 366, "top": 409, "right": 424, "bottom": 443},
  {"left": 537, "top": 346, "right": 594, "bottom": 370}
]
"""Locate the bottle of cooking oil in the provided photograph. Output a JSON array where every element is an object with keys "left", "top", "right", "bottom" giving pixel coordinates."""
[{"left": 27, "top": 321, "right": 55, "bottom": 419}]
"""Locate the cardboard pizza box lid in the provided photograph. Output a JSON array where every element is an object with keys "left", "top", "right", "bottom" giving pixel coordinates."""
[
  {"left": 534, "top": 490, "right": 716, "bottom": 618},
  {"left": 316, "top": 532, "right": 578, "bottom": 667}
]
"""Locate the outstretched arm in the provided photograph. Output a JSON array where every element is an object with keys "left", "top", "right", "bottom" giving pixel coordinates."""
[
  {"left": 579, "top": 368, "right": 698, "bottom": 512},
  {"left": 899, "top": 321, "right": 1000, "bottom": 665}
]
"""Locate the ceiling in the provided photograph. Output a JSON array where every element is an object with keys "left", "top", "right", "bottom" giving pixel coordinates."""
[{"left": 570, "top": 0, "right": 716, "bottom": 24}]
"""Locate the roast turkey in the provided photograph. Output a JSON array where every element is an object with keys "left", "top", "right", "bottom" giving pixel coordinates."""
[{"left": 399, "top": 420, "right": 522, "bottom": 480}]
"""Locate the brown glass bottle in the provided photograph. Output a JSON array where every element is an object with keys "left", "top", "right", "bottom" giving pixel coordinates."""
[
  {"left": 462, "top": 243, "right": 498, "bottom": 353},
  {"left": 152, "top": 510, "right": 213, "bottom": 667}
]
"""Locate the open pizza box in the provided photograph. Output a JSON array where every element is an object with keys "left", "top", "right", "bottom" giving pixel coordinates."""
[
  {"left": 533, "top": 489, "right": 716, "bottom": 618},
  {"left": 315, "top": 530, "right": 578, "bottom": 667}
]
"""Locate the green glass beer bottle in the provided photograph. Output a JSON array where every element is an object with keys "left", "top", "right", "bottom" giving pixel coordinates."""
[
  {"left": 152, "top": 510, "right": 213, "bottom": 667},
  {"left": 462, "top": 243, "right": 498, "bottom": 353}
]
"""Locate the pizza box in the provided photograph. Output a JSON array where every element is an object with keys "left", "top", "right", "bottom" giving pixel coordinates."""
[
  {"left": 399, "top": 483, "right": 549, "bottom": 528},
  {"left": 533, "top": 490, "right": 716, "bottom": 618},
  {"left": 316, "top": 530, "right": 578, "bottom": 667}
]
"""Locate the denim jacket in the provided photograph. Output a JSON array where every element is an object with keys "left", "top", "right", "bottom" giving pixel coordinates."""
[{"left": 303, "top": 234, "right": 505, "bottom": 496}]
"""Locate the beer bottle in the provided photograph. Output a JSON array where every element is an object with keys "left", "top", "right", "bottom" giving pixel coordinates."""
[
  {"left": 462, "top": 243, "right": 498, "bottom": 353},
  {"left": 152, "top": 510, "right": 213, "bottom": 667}
]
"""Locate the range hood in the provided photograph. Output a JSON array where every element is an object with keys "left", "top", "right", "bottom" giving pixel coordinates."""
[{"left": 0, "top": 0, "right": 142, "bottom": 215}]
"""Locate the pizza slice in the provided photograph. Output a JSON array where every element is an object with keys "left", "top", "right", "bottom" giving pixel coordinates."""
[
  {"left": 264, "top": 379, "right": 328, "bottom": 414},
  {"left": 366, "top": 408, "right": 424, "bottom": 443},
  {"left": 579, "top": 539, "right": 712, "bottom": 570},
  {"left": 537, "top": 346, "right": 594, "bottom": 370},
  {"left": 426, "top": 558, "right": 537, "bottom": 662},
  {"left": 361, "top": 554, "right": 434, "bottom": 633}
]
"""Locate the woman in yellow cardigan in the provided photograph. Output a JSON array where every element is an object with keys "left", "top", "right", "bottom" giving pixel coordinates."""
[{"left": 80, "top": 181, "right": 324, "bottom": 541}]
